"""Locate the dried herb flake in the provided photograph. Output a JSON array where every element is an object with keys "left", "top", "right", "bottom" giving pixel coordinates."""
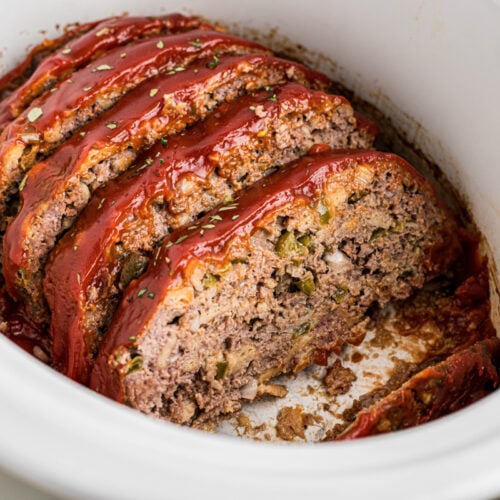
[
  {"left": 93, "top": 64, "right": 113, "bottom": 72},
  {"left": 27, "top": 107, "right": 43, "bottom": 122}
]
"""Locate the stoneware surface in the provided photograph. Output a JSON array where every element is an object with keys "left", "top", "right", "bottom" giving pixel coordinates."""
[{"left": 0, "top": 1, "right": 499, "bottom": 499}]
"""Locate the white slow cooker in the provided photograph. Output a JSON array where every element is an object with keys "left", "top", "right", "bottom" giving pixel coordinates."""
[{"left": 1, "top": 1, "right": 499, "bottom": 498}]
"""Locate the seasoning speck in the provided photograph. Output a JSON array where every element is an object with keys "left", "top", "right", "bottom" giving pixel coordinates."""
[
  {"left": 93, "top": 64, "right": 113, "bottom": 72},
  {"left": 61, "top": 47, "right": 72, "bottom": 54},
  {"left": 189, "top": 38, "right": 202, "bottom": 48},
  {"left": 18, "top": 173, "right": 28, "bottom": 191},
  {"left": 95, "top": 27, "right": 110, "bottom": 37},
  {"left": 206, "top": 55, "right": 219, "bottom": 68},
  {"left": 175, "top": 235, "right": 188, "bottom": 244},
  {"left": 147, "top": 292, "right": 155, "bottom": 299},
  {"left": 27, "top": 107, "right": 43, "bottom": 123},
  {"left": 156, "top": 40, "right": 165, "bottom": 49},
  {"left": 106, "top": 121, "right": 117, "bottom": 129},
  {"left": 77, "top": 273, "right": 81, "bottom": 285},
  {"left": 149, "top": 88, "right": 159, "bottom": 97},
  {"left": 137, "top": 288, "right": 147, "bottom": 298}
]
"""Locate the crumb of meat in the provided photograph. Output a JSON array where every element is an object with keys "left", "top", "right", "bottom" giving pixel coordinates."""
[
  {"left": 368, "top": 326, "right": 395, "bottom": 349},
  {"left": 257, "top": 383, "right": 288, "bottom": 398},
  {"left": 323, "top": 359, "right": 357, "bottom": 396},
  {"left": 345, "top": 318, "right": 369, "bottom": 345},
  {"left": 303, "top": 412, "right": 323, "bottom": 426},
  {"left": 237, "top": 412, "right": 252, "bottom": 433},
  {"left": 351, "top": 351, "right": 363, "bottom": 363},
  {"left": 0, "top": 320, "right": 7, "bottom": 333},
  {"left": 275, "top": 405, "right": 306, "bottom": 441},
  {"left": 235, "top": 412, "right": 267, "bottom": 439}
]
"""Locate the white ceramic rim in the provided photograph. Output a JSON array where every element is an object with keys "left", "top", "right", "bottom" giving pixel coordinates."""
[{"left": 1, "top": 1, "right": 500, "bottom": 498}]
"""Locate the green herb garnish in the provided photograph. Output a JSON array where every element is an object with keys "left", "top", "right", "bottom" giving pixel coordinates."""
[{"left": 206, "top": 55, "right": 219, "bottom": 68}]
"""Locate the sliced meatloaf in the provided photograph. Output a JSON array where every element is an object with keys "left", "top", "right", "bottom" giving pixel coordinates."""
[
  {"left": 44, "top": 83, "right": 377, "bottom": 383},
  {"left": 0, "top": 14, "right": 209, "bottom": 127},
  {"left": 4, "top": 55, "right": 336, "bottom": 322},
  {"left": 0, "top": 21, "right": 99, "bottom": 101},
  {"left": 89, "top": 149, "right": 461, "bottom": 428},
  {"left": 336, "top": 337, "right": 500, "bottom": 439},
  {"left": 0, "top": 30, "right": 270, "bottom": 217}
]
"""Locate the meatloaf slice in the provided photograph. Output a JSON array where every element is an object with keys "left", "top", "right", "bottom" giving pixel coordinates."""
[
  {"left": 89, "top": 149, "right": 460, "bottom": 428},
  {"left": 336, "top": 337, "right": 500, "bottom": 439},
  {"left": 0, "top": 21, "right": 99, "bottom": 101},
  {"left": 44, "top": 83, "right": 376, "bottom": 383},
  {"left": 0, "top": 14, "right": 210, "bottom": 127},
  {"left": 0, "top": 30, "right": 270, "bottom": 217},
  {"left": 4, "top": 55, "right": 334, "bottom": 321}
]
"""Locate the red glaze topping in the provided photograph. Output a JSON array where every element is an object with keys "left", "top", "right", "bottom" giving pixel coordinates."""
[
  {"left": 0, "top": 29, "right": 269, "bottom": 154},
  {"left": 353, "top": 111, "right": 380, "bottom": 139},
  {"left": 44, "top": 82, "right": 349, "bottom": 382},
  {"left": 4, "top": 54, "right": 329, "bottom": 307},
  {"left": 0, "top": 21, "right": 99, "bottom": 97},
  {"left": 338, "top": 337, "right": 500, "bottom": 439},
  {"left": 90, "top": 149, "right": 424, "bottom": 399},
  {"left": 0, "top": 14, "right": 209, "bottom": 126}
]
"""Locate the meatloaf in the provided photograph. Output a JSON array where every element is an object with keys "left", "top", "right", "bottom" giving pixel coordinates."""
[
  {"left": 0, "top": 30, "right": 270, "bottom": 221},
  {"left": 4, "top": 55, "right": 337, "bottom": 321},
  {"left": 0, "top": 13, "right": 209, "bottom": 127},
  {"left": 43, "top": 83, "right": 376, "bottom": 384},
  {"left": 0, "top": 20, "right": 98, "bottom": 101},
  {"left": 90, "top": 149, "right": 460, "bottom": 427},
  {"left": 337, "top": 337, "right": 500, "bottom": 439}
]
